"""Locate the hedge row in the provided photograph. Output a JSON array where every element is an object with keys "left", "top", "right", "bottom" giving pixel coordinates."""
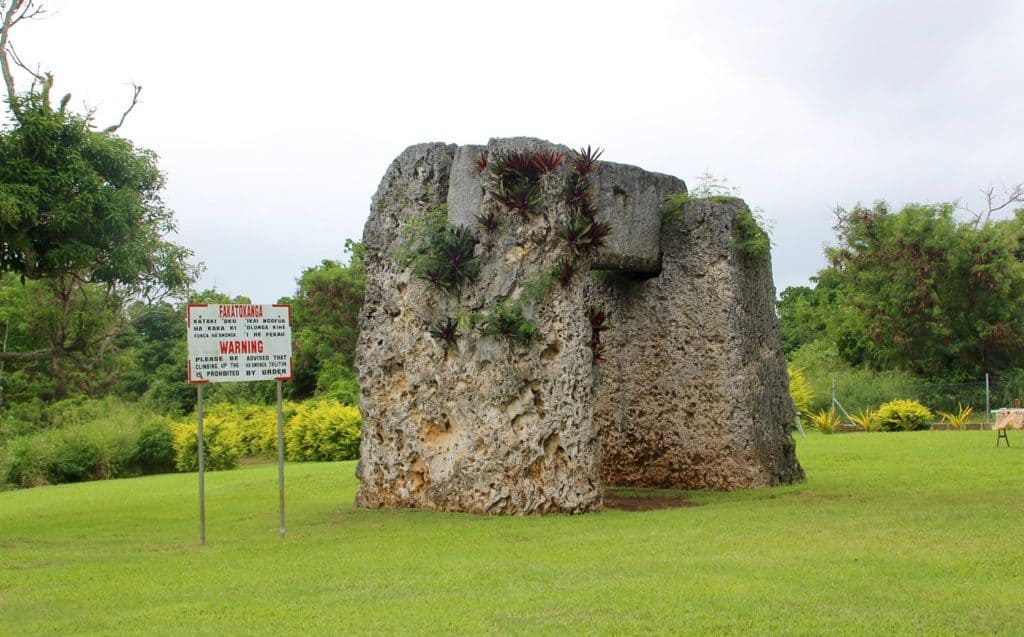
[{"left": 1, "top": 399, "right": 361, "bottom": 489}]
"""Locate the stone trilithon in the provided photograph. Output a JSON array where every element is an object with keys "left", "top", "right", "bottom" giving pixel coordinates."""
[{"left": 355, "top": 137, "right": 804, "bottom": 514}]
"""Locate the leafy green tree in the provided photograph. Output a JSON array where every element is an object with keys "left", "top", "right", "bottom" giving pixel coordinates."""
[
  {"left": 777, "top": 267, "right": 872, "bottom": 365},
  {"left": 0, "top": 273, "right": 137, "bottom": 401},
  {"left": 116, "top": 302, "right": 185, "bottom": 400},
  {"left": 0, "top": 1, "right": 199, "bottom": 401},
  {"left": 820, "top": 201, "right": 1024, "bottom": 377},
  {"left": 285, "top": 241, "right": 365, "bottom": 399}
]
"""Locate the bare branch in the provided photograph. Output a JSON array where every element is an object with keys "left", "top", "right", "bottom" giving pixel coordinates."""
[
  {"left": 0, "top": 347, "right": 58, "bottom": 362},
  {"left": 985, "top": 183, "right": 1024, "bottom": 217},
  {"left": 959, "top": 182, "right": 1024, "bottom": 228},
  {"left": 7, "top": 0, "right": 44, "bottom": 27},
  {"left": 7, "top": 41, "right": 50, "bottom": 104},
  {"left": 0, "top": 0, "right": 27, "bottom": 118},
  {"left": 102, "top": 82, "right": 141, "bottom": 133},
  {"left": 8, "top": 41, "right": 40, "bottom": 81},
  {"left": 1, "top": 0, "right": 46, "bottom": 120}
]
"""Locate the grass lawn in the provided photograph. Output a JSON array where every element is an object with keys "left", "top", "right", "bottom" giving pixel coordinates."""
[{"left": 2, "top": 431, "right": 1023, "bottom": 635}]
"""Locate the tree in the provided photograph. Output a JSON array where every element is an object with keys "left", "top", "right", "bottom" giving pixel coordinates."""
[
  {"left": 777, "top": 262, "right": 872, "bottom": 364},
  {"left": 820, "top": 201, "right": 1024, "bottom": 377},
  {"left": 285, "top": 241, "right": 365, "bottom": 399},
  {"left": 0, "top": 1, "right": 199, "bottom": 398}
]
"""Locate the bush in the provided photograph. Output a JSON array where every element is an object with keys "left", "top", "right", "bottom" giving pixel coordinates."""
[
  {"left": 810, "top": 407, "right": 840, "bottom": 434},
  {"left": 937, "top": 404, "right": 973, "bottom": 430},
  {"left": 850, "top": 408, "right": 881, "bottom": 432},
  {"left": 875, "top": 399, "right": 932, "bottom": 431},
  {"left": 2, "top": 434, "right": 51, "bottom": 488},
  {"left": 790, "top": 342, "right": 924, "bottom": 413},
  {"left": 132, "top": 419, "right": 176, "bottom": 473},
  {"left": 285, "top": 400, "right": 361, "bottom": 461},
  {"left": 172, "top": 417, "right": 242, "bottom": 472},
  {"left": 0, "top": 398, "right": 47, "bottom": 440},
  {"left": 788, "top": 366, "right": 814, "bottom": 420},
  {"left": 1, "top": 417, "right": 138, "bottom": 488},
  {"left": 316, "top": 358, "right": 360, "bottom": 406},
  {"left": 199, "top": 403, "right": 275, "bottom": 457}
]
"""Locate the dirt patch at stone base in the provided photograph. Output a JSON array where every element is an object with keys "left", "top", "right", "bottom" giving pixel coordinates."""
[{"left": 603, "top": 494, "right": 698, "bottom": 511}]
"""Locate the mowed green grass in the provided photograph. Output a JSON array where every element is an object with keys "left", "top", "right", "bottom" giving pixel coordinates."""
[{"left": 2, "top": 431, "right": 1023, "bottom": 636}]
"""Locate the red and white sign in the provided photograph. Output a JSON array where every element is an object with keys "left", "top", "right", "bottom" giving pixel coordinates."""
[{"left": 187, "top": 304, "right": 292, "bottom": 384}]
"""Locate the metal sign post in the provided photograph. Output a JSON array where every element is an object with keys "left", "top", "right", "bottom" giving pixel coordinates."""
[
  {"left": 276, "top": 379, "right": 286, "bottom": 538},
  {"left": 186, "top": 304, "right": 292, "bottom": 544},
  {"left": 197, "top": 383, "right": 206, "bottom": 545}
]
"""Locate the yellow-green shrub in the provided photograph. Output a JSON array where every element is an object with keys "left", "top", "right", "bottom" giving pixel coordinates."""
[
  {"left": 938, "top": 403, "right": 973, "bottom": 430},
  {"left": 200, "top": 403, "right": 276, "bottom": 456},
  {"left": 284, "top": 400, "right": 361, "bottom": 461},
  {"left": 876, "top": 399, "right": 932, "bottom": 431},
  {"left": 850, "top": 408, "right": 881, "bottom": 432},
  {"left": 811, "top": 406, "right": 840, "bottom": 434},
  {"left": 172, "top": 416, "right": 241, "bottom": 472},
  {"left": 788, "top": 366, "right": 814, "bottom": 420}
]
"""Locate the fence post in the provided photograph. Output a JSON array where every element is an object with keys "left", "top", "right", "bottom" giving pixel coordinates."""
[{"left": 985, "top": 373, "right": 991, "bottom": 426}]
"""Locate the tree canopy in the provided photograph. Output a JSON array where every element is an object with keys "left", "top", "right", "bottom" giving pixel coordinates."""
[
  {"left": 0, "top": 0, "right": 198, "bottom": 404},
  {"left": 780, "top": 200, "right": 1024, "bottom": 379},
  {"left": 0, "top": 93, "right": 194, "bottom": 297}
]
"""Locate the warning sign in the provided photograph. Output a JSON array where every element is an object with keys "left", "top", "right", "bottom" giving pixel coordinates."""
[{"left": 186, "top": 304, "right": 292, "bottom": 383}]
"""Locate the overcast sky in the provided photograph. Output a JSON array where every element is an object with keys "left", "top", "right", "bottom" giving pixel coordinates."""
[{"left": 9, "top": 0, "right": 1024, "bottom": 301}]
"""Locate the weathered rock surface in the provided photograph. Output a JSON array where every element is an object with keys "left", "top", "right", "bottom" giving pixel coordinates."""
[
  {"left": 591, "top": 200, "right": 804, "bottom": 489},
  {"left": 356, "top": 138, "right": 601, "bottom": 514},
  {"left": 589, "top": 161, "right": 682, "bottom": 273},
  {"left": 355, "top": 137, "right": 803, "bottom": 515}
]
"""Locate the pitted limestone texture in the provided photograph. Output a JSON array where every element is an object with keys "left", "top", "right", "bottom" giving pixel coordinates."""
[
  {"left": 355, "top": 137, "right": 803, "bottom": 515},
  {"left": 591, "top": 199, "right": 803, "bottom": 489}
]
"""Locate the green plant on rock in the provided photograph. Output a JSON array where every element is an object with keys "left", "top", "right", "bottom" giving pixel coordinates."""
[
  {"left": 731, "top": 205, "right": 771, "bottom": 260},
  {"left": 551, "top": 259, "right": 577, "bottom": 288},
  {"left": 572, "top": 145, "right": 603, "bottom": 176},
  {"left": 472, "top": 152, "right": 488, "bottom": 173},
  {"left": 491, "top": 178, "right": 543, "bottom": 215},
  {"left": 397, "top": 206, "right": 480, "bottom": 293},
  {"left": 875, "top": 399, "right": 932, "bottom": 432},
  {"left": 659, "top": 191, "right": 690, "bottom": 222},
  {"left": 475, "top": 209, "right": 501, "bottom": 233},
  {"left": 486, "top": 150, "right": 563, "bottom": 215},
  {"left": 558, "top": 217, "right": 611, "bottom": 257},
  {"left": 429, "top": 317, "right": 459, "bottom": 349},
  {"left": 521, "top": 270, "right": 556, "bottom": 304},
  {"left": 480, "top": 301, "right": 537, "bottom": 344},
  {"left": 811, "top": 406, "right": 841, "bottom": 434},
  {"left": 559, "top": 146, "right": 609, "bottom": 255}
]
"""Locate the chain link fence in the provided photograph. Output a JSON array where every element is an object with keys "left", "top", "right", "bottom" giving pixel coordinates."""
[{"left": 829, "top": 372, "right": 1024, "bottom": 428}]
